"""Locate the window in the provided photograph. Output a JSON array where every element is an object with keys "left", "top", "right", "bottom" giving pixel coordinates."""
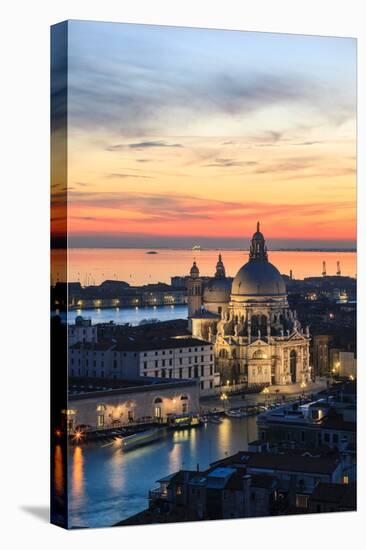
[
  {"left": 169, "top": 359, "right": 172, "bottom": 366},
  {"left": 188, "top": 367, "right": 192, "bottom": 378},
  {"left": 295, "top": 494, "right": 309, "bottom": 509},
  {"left": 200, "top": 382, "right": 204, "bottom": 390},
  {"left": 179, "top": 358, "right": 183, "bottom": 365},
  {"left": 201, "top": 365, "right": 204, "bottom": 377},
  {"left": 179, "top": 368, "right": 183, "bottom": 379},
  {"left": 97, "top": 413, "right": 105, "bottom": 428},
  {"left": 143, "top": 361, "right": 147, "bottom": 369},
  {"left": 343, "top": 476, "right": 349, "bottom": 485},
  {"left": 210, "top": 366, "right": 213, "bottom": 376},
  {"left": 209, "top": 381, "right": 213, "bottom": 389},
  {"left": 201, "top": 355, "right": 204, "bottom": 363}
]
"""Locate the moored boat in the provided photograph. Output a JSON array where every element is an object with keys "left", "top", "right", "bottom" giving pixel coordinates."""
[{"left": 168, "top": 414, "right": 203, "bottom": 430}]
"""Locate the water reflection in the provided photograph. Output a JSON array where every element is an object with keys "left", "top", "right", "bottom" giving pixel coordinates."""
[
  {"left": 68, "top": 417, "right": 258, "bottom": 528},
  {"left": 54, "top": 444, "right": 64, "bottom": 497},
  {"left": 71, "top": 446, "right": 84, "bottom": 501}
]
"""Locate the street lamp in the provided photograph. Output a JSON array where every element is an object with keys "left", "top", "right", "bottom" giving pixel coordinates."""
[
  {"left": 262, "top": 386, "right": 270, "bottom": 408},
  {"left": 300, "top": 381, "right": 307, "bottom": 398},
  {"left": 220, "top": 392, "right": 228, "bottom": 411}
]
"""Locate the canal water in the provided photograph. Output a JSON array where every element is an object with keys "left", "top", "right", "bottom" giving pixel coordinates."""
[
  {"left": 66, "top": 304, "right": 188, "bottom": 325},
  {"left": 67, "top": 416, "right": 257, "bottom": 528}
]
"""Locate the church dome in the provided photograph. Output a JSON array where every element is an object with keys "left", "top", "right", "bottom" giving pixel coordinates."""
[
  {"left": 231, "top": 261, "right": 286, "bottom": 297},
  {"left": 203, "top": 277, "right": 231, "bottom": 303}
]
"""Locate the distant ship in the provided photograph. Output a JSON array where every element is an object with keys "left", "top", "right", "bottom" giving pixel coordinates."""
[
  {"left": 146, "top": 250, "right": 158, "bottom": 254},
  {"left": 192, "top": 244, "right": 201, "bottom": 251}
]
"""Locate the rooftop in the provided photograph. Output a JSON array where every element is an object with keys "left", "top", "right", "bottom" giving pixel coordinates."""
[
  {"left": 213, "top": 451, "right": 340, "bottom": 475},
  {"left": 70, "top": 335, "right": 212, "bottom": 353},
  {"left": 68, "top": 375, "right": 198, "bottom": 399}
]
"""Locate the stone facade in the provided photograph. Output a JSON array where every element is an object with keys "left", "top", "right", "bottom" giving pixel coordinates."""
[
  {"left": 67, "top": 378, "right": 200, "bottom": 430},
  {"left": 187, "top": 223, "right": 311, "bottom": 387}
]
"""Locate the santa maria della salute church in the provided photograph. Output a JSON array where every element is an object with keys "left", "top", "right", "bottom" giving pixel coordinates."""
[{"left": 187, "top": 223, "right": 311, "bottom": 388}]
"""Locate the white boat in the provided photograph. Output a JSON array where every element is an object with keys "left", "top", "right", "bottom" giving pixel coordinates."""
[
  {"left": 208, "top": 416, "right": 223, "bottom": 424},
  {"left": 119, "top": 428, "right": 166, "bottom": 451},
  {"left": 225, "top": 409, "right": 244, "bottom": 418}
]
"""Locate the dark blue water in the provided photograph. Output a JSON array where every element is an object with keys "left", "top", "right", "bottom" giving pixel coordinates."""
[
  {"left": 60, "top": 304, "right": 188, "bottom": 325},
  {"left": 67, "top": 417, "right": 257, "bottom": 528}
]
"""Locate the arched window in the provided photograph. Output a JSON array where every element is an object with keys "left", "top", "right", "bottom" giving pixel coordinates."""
[
  {"left": 180, "top": 395, "right": 189, "bottom": 413},
  {"left": 153, "top": 397, "right": 163, "bottom": 419},
  {"left": 290, "top": 350, "right": 297, "bottom": 383},
  {"left": 96, "top": 403, "right": 106, "bottom": 428},
  {"left": 219, "top": 349, "right": 228, "bottom": 359}
]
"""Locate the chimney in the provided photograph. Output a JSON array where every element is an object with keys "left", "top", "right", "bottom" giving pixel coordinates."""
[
  {"left": 336, "top": 261, "right": 341, "bottom": 276},
  {"left": 322, "top": 261, "right": 327, "bottom": 277},
  {"left": 290, "top": 269, "right": 293, "bottom": 280}
]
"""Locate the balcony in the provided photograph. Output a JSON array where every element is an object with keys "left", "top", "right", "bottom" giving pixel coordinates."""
[{"left": 149, "top": 487, "right": 170, "bottom": 501}]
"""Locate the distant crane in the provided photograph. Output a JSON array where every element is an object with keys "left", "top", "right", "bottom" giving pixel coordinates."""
[
  {"left": 336, "top": 261, "right": 341, "bottom": 276},
  {"left": 322, "top": 261, "right": 327, "bottom": 277}
]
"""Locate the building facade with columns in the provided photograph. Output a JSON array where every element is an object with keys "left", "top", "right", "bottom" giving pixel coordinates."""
[{"left": 187, "top": 224, "right": 311, "bottom": 387}]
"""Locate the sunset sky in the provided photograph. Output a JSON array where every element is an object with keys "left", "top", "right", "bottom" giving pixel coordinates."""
[{"left": 54, "top": 20, "right": 356, "bottom": 249}]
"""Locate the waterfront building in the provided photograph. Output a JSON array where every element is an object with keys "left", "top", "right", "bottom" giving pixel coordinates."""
[
  {"left": 187, "top": 223, "right": 311, "bottom": 387},
  {"left": 257, "top": 381, "right": 356, "bottom": 482},
  {"left": 128, "top": 444, "right": 348, "bottom": 524},
  {"left": 63, "top": 281, "right": 188, "bottom": 310},
  {"left": 69, "top": 334, "right": 217, "bottom": 395},
  {"left": 312, "top": 334, "right": 332, "bottom": 376},
  {"left": 68, "top": 316, "right": 97, "bottom": 346},
  {"left": 66, "top": 376, "right": 199, "bottom": 431}
]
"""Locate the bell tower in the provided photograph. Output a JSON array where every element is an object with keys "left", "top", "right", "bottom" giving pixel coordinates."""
[
  {"left": 187, "top": 261, "right": 202, "bottom": 317},
  {"left": 215, "top": 254, "right": 226, "bottom": 278},
  {"left": 249, "top": 221, "right": 268, "bottom": 262}
]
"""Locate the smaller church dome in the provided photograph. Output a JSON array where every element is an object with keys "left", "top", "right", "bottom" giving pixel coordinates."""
[{"left": 190, "top": 261, "right": 199, "bottom": 278}]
